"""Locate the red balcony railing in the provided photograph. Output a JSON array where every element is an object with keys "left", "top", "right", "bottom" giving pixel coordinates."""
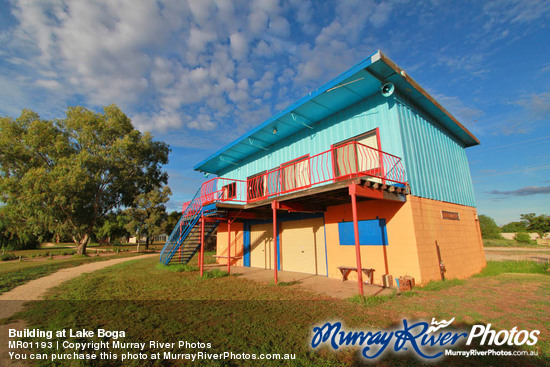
[
  {"left": 182, "top": 142, "right": 406, "bottom": 213},
  {"left": 181, "top": 177, "right": 247, "bottom": 213}
]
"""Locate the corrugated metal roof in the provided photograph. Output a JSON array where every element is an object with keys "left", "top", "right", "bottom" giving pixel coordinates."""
[{"left": 194, "top": 50, "right": 479, "bottom": 174}]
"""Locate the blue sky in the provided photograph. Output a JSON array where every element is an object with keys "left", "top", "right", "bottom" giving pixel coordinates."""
[{"left": 0, "top": 0, "right": 548, "bottom": 225}]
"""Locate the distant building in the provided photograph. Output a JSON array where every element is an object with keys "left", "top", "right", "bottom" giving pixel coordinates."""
[
  {"left": 129, "top": 235, "right": 168, "bottom": 243},
  {"left": 160, "top": 51, "right": 486, "bottom": 293},
  {"left": 128, "top": 236, "right": 146, "bottom": 244},
  {"left": 154, "top": 234, "right": 168, "bottom": 242}
]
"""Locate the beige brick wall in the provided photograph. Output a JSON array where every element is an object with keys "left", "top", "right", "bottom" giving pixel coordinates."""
[{"left": 410, "top": 196, "right": 486, "bottom": 283}]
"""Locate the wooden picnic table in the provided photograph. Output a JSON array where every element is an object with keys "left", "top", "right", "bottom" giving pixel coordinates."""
[{"left": 338, "top": 266, "right": 375, "bottom": 284}]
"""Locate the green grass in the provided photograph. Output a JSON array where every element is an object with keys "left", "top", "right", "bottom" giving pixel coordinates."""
[
  {"left": 6, "top": 242, "right": 144, "bottom": 259},
  {"left": 88, "top": 241, "right": 165, "bottom": 251},
  {"left": 0, "top": 253, "right": 142, "bottom": 295},
  {"left": 349, "top": 279, "right": 465, "bottom": 306},
  {"left": 483, "top": 238, "right": 547, "bottom": 248},
  {"left": 5, "top": 257, "right": 549, "bottom": 366},
  {"left": 7, "top": 248, "right": 78, "bottom": 258},
  {"left": 475, "top": 260, "right": 549, "bottom": 277},
  {"left": 348, "top": 290, "right": 397, "bottom": 306},
  {"left": 417, "top": 278, "right": 466, "bottom": 291},
  {"left": 201, "top": 269, "right": 229, "bottom": 279},
  {"left": 277, "top": 280, "right": 301, "bottom": 286},
  {"left": 155, "top": 263, "right": 199, "bottom": 272}
]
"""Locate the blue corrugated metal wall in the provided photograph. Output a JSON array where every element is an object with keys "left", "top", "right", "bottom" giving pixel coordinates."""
[
  {"left": 218, "top": 93, "right": 405, "bottom": 181},
  {"left": 396, "top": 98, "right": 476, "bottom": 207}
]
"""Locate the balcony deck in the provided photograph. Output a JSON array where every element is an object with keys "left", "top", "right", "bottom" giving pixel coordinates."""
[
  {"left": 182, "top": 141, "right": 407, "bottom": 218},
  {"left": 216, "top": 176, "right": 408, "bottom": 217}
]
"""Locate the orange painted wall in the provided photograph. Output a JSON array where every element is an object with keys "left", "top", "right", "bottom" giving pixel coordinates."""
[
  {"left": 215, "top": 196, "right": 486, "bottom": 285},
  {"left": 324, "top": 199, "right": 422, "bottom": 285},
  {"left": 409, "top": 196, "right": 486, "bottom": 282},
  {"left": 216, "top": 222, "right": 244, "bottom": 266}
]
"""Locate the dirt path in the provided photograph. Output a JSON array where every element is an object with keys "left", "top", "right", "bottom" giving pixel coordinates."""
[
  {"left": 0, "top": 253, "right": 157, "bottom": 319},
  {"left": 484, "top": 247, "right": 550, "bottom": 263}
]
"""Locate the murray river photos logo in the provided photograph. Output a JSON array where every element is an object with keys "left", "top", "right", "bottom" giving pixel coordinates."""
[{"left": 310, "top": 318, "right": 539, "bottom": 360}]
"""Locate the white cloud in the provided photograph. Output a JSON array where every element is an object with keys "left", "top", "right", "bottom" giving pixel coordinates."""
[
  {"left": 430, "top": 92, "right": 485, "bottom": 127},
  {"left": 369, "top": 1, "right": 394, "bottom": 28},
  {"left": 3, "top": 0, "right": 546, "bottom": 157},
  {"left": 253, "top": 0, "right": 281, "bottom": 14},
  {"left": 515, "top": 92, "right": 550, "bottom": 119},
  {"left": 229, "top": 32, "right": 249, "bottom": 61},
  {"left": 186, "top": 0, "right": 214, "bottom": 24},
  {"left": 5, "top": 0, "right": 365, "bottom": 139},
  {"left": 151, "top": 58, "right": 178, "bottom": 88},
  {"left": 252, "top": 71, "right": 274, "bottom": 96},
  {"left": 8, "top": 0, "right": 170, "bottom": 109},
  {"left": 187, "top": 27, "right": 217, "bottom": 55},
  {"left": 437, "top": 53, "right": 491, "bottom": 77},
  {"left": 253, "top": 40, "right": 275, "bottom": 58},
  {"left": 289, "top": 0, "right": 316, "bottom": 35},
  {"left": 132, "top": 110, "right": 182, "bottom": 132},
  {"left": 187, "top": 114, "right": 217, "bottom": 131},
  {"left": 268, "top": 16, "right": 291, "bottom": 37},
  {"left": 35, "top": 79, "right": 62, "bottom": 90},
  {"left": 248, "top": 10, "right": 269, "bottom": 35},
  {"left": 483, "top": 0, "right": 550, "bottom": 26}
]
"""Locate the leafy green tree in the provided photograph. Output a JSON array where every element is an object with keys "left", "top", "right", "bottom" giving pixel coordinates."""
[
  {"left": 0, "top": 106, "right": 170, "bottom": 255},
  {"left": 501, "top": 221, "right": 528, "bottom": 233},
  {"left": 520, "top": 213, "right": 550, "bottom": 238},
  {"left": 164, "top": 210, "right": 181, "bottom": 235},
  {"left": 0, "top": 205, "right": 41, "bottom": 250},
  {"left": 478, "top": 215, "right": 503, "bottom": 239},
  {"left": 96, "top": 211, "right": 131, "bottom": 244},
  {"left": 514, "top": 232, "right": 532, "bottom": 244},
  {"left": 125, "top": 185, "right": 171, "bottom": 250}
]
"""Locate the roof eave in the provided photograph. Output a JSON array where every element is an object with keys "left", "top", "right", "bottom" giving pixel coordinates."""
[
  {"left": 194, "top": 50, "right": 480, "bottom": 174},
  {"left": 193, "top": 51, "right": 381, "bottom": 174},
  {"left": 377, "top": 52, "right": 480, "bottom": 147}
]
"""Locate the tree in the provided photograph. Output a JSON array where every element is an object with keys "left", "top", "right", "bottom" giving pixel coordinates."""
[
  {"left": 125, "top": 185, "right": 171, "bottom": 250},
  {"left": 520, "top": 213, "right": 550, "bottom": 239},
  {"left": 164, "top": 210, "right": 181, "bottom": 235},
  {"left": 478, "top": 215, "right": 503, "bottom": 239},
  {"left": 96, "top": 211, "right": 131, "bottom": 244},
  {"left": 0, "top": 106, "right": 170, "bottom": 255},
  {"left": 501, "top": 221, "right": 528, "bottom": 233},
  {"left": 514, "top": 232, "right": 532, "bottom": 244},
  {"left": 0, "top": 205, "right": 41, "bottom": 250}
]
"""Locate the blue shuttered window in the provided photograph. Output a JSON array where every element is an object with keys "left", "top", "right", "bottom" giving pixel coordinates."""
[{"left": 338, "top": 219, "right": 388, "bottom": 246}]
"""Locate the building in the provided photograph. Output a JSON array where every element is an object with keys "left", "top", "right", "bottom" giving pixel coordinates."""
[{"left": 160, "top": 50, "right": 486, "bottom": 294}]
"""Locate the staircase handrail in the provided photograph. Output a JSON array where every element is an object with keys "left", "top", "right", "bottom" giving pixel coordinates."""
[{"left": 160, "top": 185, "right": 203, "bottom": 264}]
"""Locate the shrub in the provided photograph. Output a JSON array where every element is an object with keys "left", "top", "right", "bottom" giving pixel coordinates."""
[
  {"left": 514, "top": 232, "right": 532, "bottom": 244},
  {"left": 1, "top": 253, "right": 17, "bottom": 261},
  {"left": 479, "top": 215, "right": 503, "bottom": 239}
]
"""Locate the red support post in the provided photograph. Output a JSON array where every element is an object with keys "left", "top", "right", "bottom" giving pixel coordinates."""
[
  {"left": 272, "top": 201, "right": 278, "bottom": 284},
  {"left": 227, "top": 220, "right": 231, "bottom": 274},
  {"left": 197, "top": 246, "right": 200, "bottom": 267},
  {"left": 200, "top": 215, "right": 205, "bottom": 277},
  {"left": 350, "top": 187, "right": 364, "bottom": 296}
]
